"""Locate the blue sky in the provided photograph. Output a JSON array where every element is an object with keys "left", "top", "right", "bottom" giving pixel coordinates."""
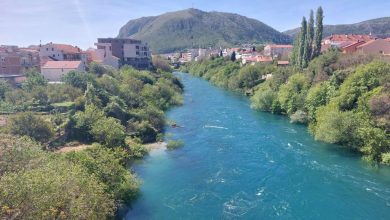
[{"left": 1, "top": 0, "right": 389, "bottom": 49}]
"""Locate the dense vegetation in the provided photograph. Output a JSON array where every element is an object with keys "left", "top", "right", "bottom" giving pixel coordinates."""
[
  {"left": 284, "top": 17, "right": 390, "bottom": 39},
  {"left": 118, "top": 8, "right": 292, "bottom": 53},
  {"left": 0, "top": 62, "right": 183, "bottom": 219},
  {"left": 182, "top": 51, "right": 390, "bottom": 165}
]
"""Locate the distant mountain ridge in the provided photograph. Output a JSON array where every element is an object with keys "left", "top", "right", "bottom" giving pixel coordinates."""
[
  {"left": 284, "top": 17, "right": 390, "bottom": 38},
  {"left": 118, "top": 8, "right": 292, "bottom": 53}
]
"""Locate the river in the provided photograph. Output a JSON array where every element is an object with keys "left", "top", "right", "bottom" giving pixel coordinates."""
[{"left": 125, "top": 73, "right": 390, "bottom": 219}]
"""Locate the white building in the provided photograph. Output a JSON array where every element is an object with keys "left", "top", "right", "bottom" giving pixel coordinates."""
[
  {"left": 264, "top": 44, "right": 293, "bottom": 59},
  {"left": 39, "top": 43, "right": 87, "bottom": 67},
  {"left": 41, "top": 61, "right": 85, "bottom": 82}
]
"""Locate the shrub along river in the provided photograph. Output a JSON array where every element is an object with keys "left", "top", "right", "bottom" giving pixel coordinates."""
[{"left": 125, "top": 73, "right": 390, "bottom": 219}]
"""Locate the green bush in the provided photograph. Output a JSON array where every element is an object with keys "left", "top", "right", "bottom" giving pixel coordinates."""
[
  {"left": 290, "top": 110, "right": 308, "bottom": 124},
  {"left": 8, "top": 112, "right": 54, "bottom": 143},
  {"left": 90, "top": 116, "right": 126, "bottom": 147},
  {"left": 167, "top": 139, "right": 184, "bottom": 150},
  {"left": 65, "top": 144, "right": 140, "bottom": 203}
]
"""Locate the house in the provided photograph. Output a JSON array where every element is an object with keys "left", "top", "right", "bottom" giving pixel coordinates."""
[
  {"left": 95, "top": 38, "right": 151, "bottom": 69},
  {"left": 242, "top": 55, "right": 273, "bottom": 65},
  {"left": 0, "top": 45, "right": 41, "bottom": 75},
  {"left": 323, "top": 34, "right": 376, "bottom": 46},
  {"left": 39, "top": 43, "right": 87, "bottom": 67},
  {"left": 277, "top": 61, "right": 289, "bottom": 66},
  {"left": 0, "top": 50, "right": 21, "bottom": 75},
  {"left": 356, "top": 39, "right": 390, "bottom": 55},
  {"left": 322, "top": 34, "right": 376, "bottom": 52},
  {"left": 340, "top": 41, "right": 367, "bottom": 54},
  {"left": 41, "top": 61, "right": 85, "bottom": 82},
  {"left": 19, "top": 47, "right": 40, "bottom": 71},
  {"left": 264, "top": 45, "right": 293, "bottom": 59}
]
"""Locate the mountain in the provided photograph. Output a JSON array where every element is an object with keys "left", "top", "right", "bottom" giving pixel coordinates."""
[
  {"left": 118, "top": 8, "right": 292, "bottom": 53},
  {"left": 284, "top": 17, "right": 390, "bottom": 39}
]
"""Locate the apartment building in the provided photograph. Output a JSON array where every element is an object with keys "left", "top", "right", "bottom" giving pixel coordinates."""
[{"left": 95, "top": 38, "right": 151, "bottom": 69}]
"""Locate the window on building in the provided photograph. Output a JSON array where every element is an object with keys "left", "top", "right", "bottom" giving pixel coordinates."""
[
  {"left": 136, "top": 46, "right": 139, "bottom": 49},
  {"left": 144, "top": 52, "right": 147, "bottom": 56},
  {"left": 46, "top": 48, "right": 48, "bottom": 51},
  {"left": 109, "top": 46, "right": 112, "bottom": 51},
  {"left": 61, "top": 68, "right": 64, "bottom": 72},
  {"left": 52, "top": 48, "right": 54, "bottom": 51},
  {"left": 136, "top": 51, "right": 139, "bottom": 55},
  {"left": 53, "top": 54, "right": 56, "bottom": 57}
]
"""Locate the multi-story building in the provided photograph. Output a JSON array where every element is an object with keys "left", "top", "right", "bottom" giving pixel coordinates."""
[
  {"left": 95, "top": 38, "right": 151, "bottom": 69},
  {"left": 264, "top": 44, "right": 293, "bottom": 59},
  {"left": 0, "top": 46, "right": 22, "bottom": 75},
  {"left": 19, "top": 48, "right": 40, "bottom": 71},
  {"left": 39, "top": 43, "right": 87, "bottom": 67}
]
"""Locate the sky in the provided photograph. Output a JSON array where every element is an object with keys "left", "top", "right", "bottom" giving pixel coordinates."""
[{"left": 1, "top": 0, "right": 390, "bottom": 49}]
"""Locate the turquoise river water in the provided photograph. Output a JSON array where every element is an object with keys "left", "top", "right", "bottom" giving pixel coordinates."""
[{"left": 125, "top": 73, "right": 390, "bottom": 219}]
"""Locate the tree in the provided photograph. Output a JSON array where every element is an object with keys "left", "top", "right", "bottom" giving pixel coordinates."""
[
  {"left": 290, "top": 35, "right": 300, "bottom": 66},
  {"left": 0, "top": 79, "right": 11, "bottom": 100},
  {"left": 313, "top": 6, "right": 324, "bottom": 58},
  {"left": 307, "top": 10, "right": 315, "bottom": 60},
  {"left": 277, "top": 73, "right": 310, "bottom": 115},
  {"left": 8, "top": 112, "right": 54, "bottom": 143},
  {"left": 251, "top": 87, "right": 278, "bottom": 112},
  {"left": 298, "top": 17, "right": 307, "bottom": 68},
  {"left": 0, "top": 135, "right": 46, "bottom": 177},
  {"left": 84, "top": 83, "right": 102, "bottom": 107},
  {"left": 65, "top": 145, "right": 140, "bottom": 203},
  {"left": 62, "top": 71, "right": 95, "bottom": 91},
  {"left": 0, "top": 159, "right": 115, "bottom": 219},
  {"left": 231, "top": 51, "right": 236, "bottom": 62},
  {"left": 88, "top": 62, "right": 109, "bottom": 76},
  {"left": 220, "top": 50, "right": 223, "bottom": 57},
  {"left": 313, "top": 105, "right": 360, "bottom": 146},
  {"left": 152, "top": 56, "right": 172, "bottom": 72},
  {"left": 90, "top": 116, "right": 126, "bottom": 147},
  {"left": 22, "top": 71, "right": 48, "bottom": 92}
]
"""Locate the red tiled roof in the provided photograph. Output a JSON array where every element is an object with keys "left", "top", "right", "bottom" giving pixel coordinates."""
[
  {"left": 341, "top": 41, "right": 366, "bottom": 49},
  {"left": 277, "top": 61, "right": 289, "bottom": 65},
  {"left": 42, "top": 61, "right": 81, "bottom": 69},
  {"left": 325, "top": 34, "right": 376, "bottom": 42},
  {"left": 44, "top": 43, "right": 81, "bottom": 54},
  {"left": 356, "top": 39, "right": 378, "bottom": 48},
  {"left": 245, "top": 56, "right": 273, "bottom": 62}
]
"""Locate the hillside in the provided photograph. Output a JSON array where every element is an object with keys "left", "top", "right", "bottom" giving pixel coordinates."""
[
  {"left": 284, "top": 17, "right": 390, "bottom": 38},
  {"left": 118, "top": 8, "right": 292, "bottom": 53}
]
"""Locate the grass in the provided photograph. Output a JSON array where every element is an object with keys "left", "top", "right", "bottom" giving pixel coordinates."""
[{"left": 52, "top": 102, "right": 75, "bottom": 108}]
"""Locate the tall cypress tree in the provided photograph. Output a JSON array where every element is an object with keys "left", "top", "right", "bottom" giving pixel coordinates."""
[
  {"left": 314, "top": 6, "right": 324, "bottom": 58},
  {"left": 298, "top": 17, "right": 307, "bottom": 68},
  {"left": 307, "top": 10, "right": 315, "bottom": 59},
  {"left": 290, "top": 36, "right": 300, "bottom": 66},
  {"left": 231, "top": 51, "right": 236, "bottom": 61}
]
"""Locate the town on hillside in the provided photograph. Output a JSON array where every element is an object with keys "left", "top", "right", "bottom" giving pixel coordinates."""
[{"left": 1, "top": 33, "right": 390, "bottom": 85}]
